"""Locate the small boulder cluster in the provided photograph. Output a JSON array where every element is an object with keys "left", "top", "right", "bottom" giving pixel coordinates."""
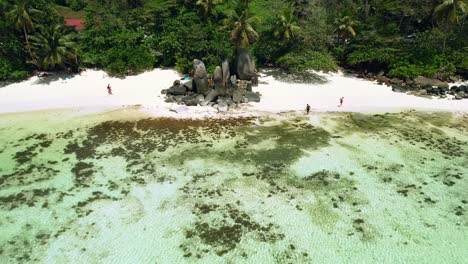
[
  {"left": 162, "top": 49, "right": 262, "bottom": 112},
  {"left": 362, "top": 73, "right": 468, "bottom": 100},
  {"left": 449, "top": 85, "right": 468, "bottom": 100}
]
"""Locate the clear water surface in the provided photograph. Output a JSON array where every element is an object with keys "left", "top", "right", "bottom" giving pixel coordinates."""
[{"left": 0, "top": 109, "right": 467, "bottom": 263}]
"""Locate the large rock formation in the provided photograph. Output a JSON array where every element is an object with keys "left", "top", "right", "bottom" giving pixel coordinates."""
[
  {"left": 193, "top": 59, "right": 209, "bottom": 95},
  {"left": 413, "top": 76, "right": 449, "bottom": 89},
  {"left": 222, "top": 59, "right": 230, "bottom": 88},
  {"left": 183, "top": 80, "right": 193, "bottom": 91},
  {"left": 236, "top": 48, "right": 257, "bottom": 81},
  {"left": 162, "top": 80, "right": 186, "bottom": 96},
  {"left": 164, "top": 58, "right": 262, "bottom": 111},
  {"left": 202, "top": 66, "right": 227, "bottom": 106},
  {"left": 244, "top": 91, "right": 261, "bottom": 102},
  {"left": 213, "top": 66, "right": 224, "bottom": 89}
]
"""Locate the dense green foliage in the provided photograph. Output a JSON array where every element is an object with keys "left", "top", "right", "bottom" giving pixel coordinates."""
[
  {"left": 337, "top": 0, "right": 468, "bottom": 78},
  {"left": 1, "top": 0, "right": 74, "bottom": 80},
  {"left": 0, "top": 1, "right": 29, "bottom": 80},
  {"left": 153, "top": 11, "right": 231, "bottom": 73},
  {"left": 277, "top": 50, "right": 338, "bottom": 72},
  {"left": 30, "top": 24, "right": 79, "bottom": 71},
  {"left": 0, "top": 0, "right": 467, "bottom": 79}
]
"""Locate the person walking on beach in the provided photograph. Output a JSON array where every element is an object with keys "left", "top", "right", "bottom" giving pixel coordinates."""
[
  {"left": 339, "top": 97, "right": 344, "bottom": 107},
  {"left": 306, "top": 104, "right": 311, "bottom": 114},
  {"left": 107, "top": 84, "right": 113, "bottom": 95}
]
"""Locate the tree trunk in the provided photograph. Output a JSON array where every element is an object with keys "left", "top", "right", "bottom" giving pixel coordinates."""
[
  {"left": 23, "top": 24, "right": 35, "bottom": 65},
  {"left": 443, "top": 34, "right": 447, "bottom": 53},
  {"left": 365, "top": 0, "right": 370, "bottom": 17}
]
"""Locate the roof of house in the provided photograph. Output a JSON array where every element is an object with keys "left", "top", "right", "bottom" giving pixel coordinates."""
[{"left": 65, "top": 19, "right": 84, "bottom": 30}]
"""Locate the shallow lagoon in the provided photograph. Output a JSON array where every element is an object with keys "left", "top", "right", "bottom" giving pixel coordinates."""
[{"left": 0, "top": 109, "right": 467, "bottom": 263}]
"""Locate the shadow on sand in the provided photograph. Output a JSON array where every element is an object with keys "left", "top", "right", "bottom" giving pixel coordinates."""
[{"left": 33, "top": 72, "right": 78, "bottom": 85}]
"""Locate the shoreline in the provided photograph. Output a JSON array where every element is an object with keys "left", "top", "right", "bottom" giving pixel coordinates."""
[{"left": 0, "top": 68, "right": 467, "bottom": 118}]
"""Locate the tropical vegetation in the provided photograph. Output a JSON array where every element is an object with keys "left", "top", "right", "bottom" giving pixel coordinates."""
[{"left": 0, "top": 0, "right": 467, "bottom": 81}]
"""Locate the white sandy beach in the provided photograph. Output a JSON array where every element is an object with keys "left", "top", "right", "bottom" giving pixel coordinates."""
[{"left": 0, "top": 68, "right": 467, "bottom": 117}]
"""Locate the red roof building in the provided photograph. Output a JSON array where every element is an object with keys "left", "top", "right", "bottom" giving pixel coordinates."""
[{"left": 65, "top": 19, "right": 84, "bottom": 30}]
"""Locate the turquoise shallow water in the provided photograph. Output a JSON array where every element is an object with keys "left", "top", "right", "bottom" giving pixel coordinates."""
[{"left": 0, "top": 109, "right": 467, "bottom": 263}]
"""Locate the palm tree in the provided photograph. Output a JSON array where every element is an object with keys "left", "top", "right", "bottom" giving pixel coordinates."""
[
  {"left": 334, "top": 16, "right": 357, "bottom": 45},
  {"left": 433, "top": 0, "right": 467, "bottom": 25},
  {"left": 29, "top": 24, "right": 79, "bottom": 70},
  {"left": 433, "top": 0, "right": 467, "bottom": 51},
  {"left": 273, "top": 9, "right": 301, "bottom": 44},
  {"left": 8, "top": 0, "right": 41, "bottom": 63},
  {"left": 196, "top": 0, "right": 223, "bottom": 19},
  {"left": 225, "top": 3, "right": 259, "bottom": 48},
  {"left": 289, "top": 0, "right": 311, "bottom": 19}
]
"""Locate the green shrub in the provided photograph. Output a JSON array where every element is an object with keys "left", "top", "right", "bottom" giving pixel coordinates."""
[
  {"left": 380, "top": 22, "right": 399, "bottom": 36},
  {"left": 0, "top": 59, "right": 29, "bottom": 81},
  {"left": 388, "top": 60, "right": 456, "bottom": 79},
  {"left": 66, "top": 0, "right": 86, "bottom": 11},
  {"left": 81, "top": 29, "right": 155, "bottom": 75},
  {"left": 154, "top": 12, "right": 231, "bottom": 73},
  {"left": 452, "top": 48, "right": 468, "bottom": 76},
  {"left": 174, "top": 55, "right": 192, "bottom": 73},
  {"left": 276, "top": 50, "right": 338, "bottom": 72},
  {"left": 387, "top": 62, "right": 432, "bottom": 79},
  {"left": 456, "top": 57, "right": 468, "bottom": 75},
  {"left": 347, "top": 46, "right": 400, "bottom": 66},
  {"left": 102, "top": 46, "right": 154, "bottom": 75}
]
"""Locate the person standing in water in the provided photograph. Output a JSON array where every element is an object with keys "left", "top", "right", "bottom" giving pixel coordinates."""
[
  {"left": 107, "top": 84, "right": 113, "bottom": 95},
  {"left": 339, "top": 97, "right": 344, "bottom": 107},
  {"left": 306, "top": 104, "right": 311, "bottom": 114}
]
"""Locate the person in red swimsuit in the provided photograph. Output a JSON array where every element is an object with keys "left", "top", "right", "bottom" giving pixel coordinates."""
[{"left": 107, "top": 84, "right": 112, "bottom": 95}]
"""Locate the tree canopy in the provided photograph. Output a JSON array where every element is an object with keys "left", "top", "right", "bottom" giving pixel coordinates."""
[{"left": 0, "top": 0, "right": 467, "bottom": 80}]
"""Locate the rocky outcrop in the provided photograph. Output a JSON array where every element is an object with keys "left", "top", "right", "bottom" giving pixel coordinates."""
[
  {"left": 222, "top": 59, "right": 230, "bottom": 88},
  {"left": 230, "top": 75, "right": 238, "bottom": 89},
  {"left": 202, "top": 89, "right": 223, "bottom": 106},
  {"left": 217, "top": 98, "right": 228, "bottom": 112},
  {"left": 183, "top": 80, "right": 193, "bottom": 91},
  {"left": 452, "top": 85, "right": 468, "bottom": 99},
  {"left": 186, "top": 98, "right": 199, "bottom": 106},
  {"left": 165, "top": 84, "right": 186, "bottom": 95},
  {"left": 232, "top": 90, "right": 243, "bottom": 103},
  {"left": 407, "top": 89, "right": 429, "bottom": 98},
  {"left": 358, "top": 71, "right": 466, "bottom": 100},
  {"left": 213, "top": 66, "right": 224, "bottom": 89},
  {"left": 195, "top": 94, "right": 205, "bottom": 104},
  {"left": 201, "top": 66, "right": 228, "bottom": 106},
  {"left": 389, "top": 78, "right": 404, "bottom": 85},
  {"left": 244, "top": 91, "right": 261, "bottom": 102},
  {"left": 193, "top": 59, "right": 209, "bottom": 95},
  {"left": 413, "top": 76, "right": 449, "bottom": 89},
  {"left": 163, "top": 58, "right": 262, "bottom": 111},
  {"left": 236, "top": 48, "right": 257, "bottom": 81},
  {"left": 376, "top": 76, "right": 390, "bottom": 84}
]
